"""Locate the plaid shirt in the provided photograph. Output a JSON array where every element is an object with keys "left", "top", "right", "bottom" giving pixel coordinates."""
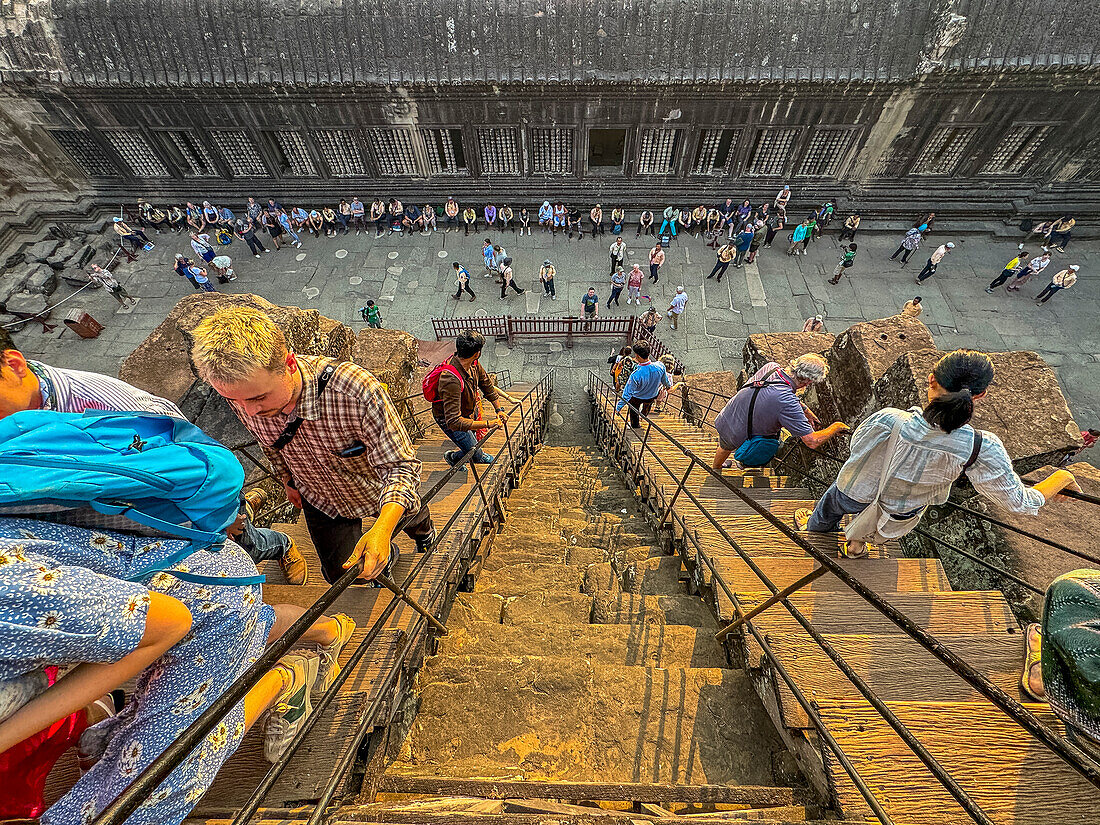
[
  {"left": 230, "top": 356, "right": 422, "bottom": 520},
  {"left": 837, "top": 406, "right": 1044, "bottom": 516}
]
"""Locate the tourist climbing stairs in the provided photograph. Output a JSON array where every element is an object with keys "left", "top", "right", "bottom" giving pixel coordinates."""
[
  {"left": 189, "top": 381, "right": 551, "bottom": 819},
  {"left": 588, "top": 371, "right": 1100, "bottom": 825}
]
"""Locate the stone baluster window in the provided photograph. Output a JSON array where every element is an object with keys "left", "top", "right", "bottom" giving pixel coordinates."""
[
  {"left": 209, "top": 131, "right": 268, "bottom": 177},
  {"left": 693, "top": 129, "right": 739, "bottom": 175},
  {"left": 102, "top": 130, "right": 171, "bottom": 178},
  {"left": 477, "top": 127, "right": 521, "bottom": 175},
  {"left": 637, "top": 128, "right": 682, "bottom": 175},
  {"left": 911, "top": 125, "right": 978, "bottom": 175},
  {"left": 368, "top": 129, "right": 419, "bottom": 176},
  {"left": 422, "top": 128, "right": 468, "bottom": 175},
  {"left": 164, "top": 131, "right": 219, "bottom": 177},
  {"left": 980, "top": 124, "right": 1053, "bottom": 176},
  {"left": 798, "top": 128, "right": 858, "bottom": 177},
  {"left": 50, "top": 131, "right": 120, "bottom": 177},
  {"left": 312, "top": 130, "right": 368, "bottom": 177},
  {"left": 272, "top": 131, "right": 318, "bottom": 176},
  {"left": 531, "top": 128, "right": 574, "bottom": 175},
  {"left": 746, "top": 128, "right": 799, "bottom": 176}
]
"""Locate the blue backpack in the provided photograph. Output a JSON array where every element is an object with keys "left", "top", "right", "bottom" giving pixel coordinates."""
[{"left": 0, "top": 410, "right": 244, "bottom": 555}]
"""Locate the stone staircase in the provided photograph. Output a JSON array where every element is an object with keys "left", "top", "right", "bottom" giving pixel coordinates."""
[
  {"left": 364, "top": 444, "right": 817, "bottom": 822},
  {"left": 591, "top": 383, "right": 1100, "bottom": 825}
]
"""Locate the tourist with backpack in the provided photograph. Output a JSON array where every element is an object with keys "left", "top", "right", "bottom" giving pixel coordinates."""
[
  {"left": 0, "top": 410, "right": 354, "bottom": 825},
  {"left": 427, "top": 330, "right": 509, "bottom": 467},
  {"left": 614, "top": 340, "right": 672, "bottom": 429},
  {"left": 711, "top": 354, "right": 848, "bottom": 471},
  {"left": 793, "top": 350, "right": 1080, "bottom": 558},
  {"left": 191, "top": 307, "right": 435, "bottom": 585},
  {"left": 0, "top": 328, "right": 309, "bottom": 585}
]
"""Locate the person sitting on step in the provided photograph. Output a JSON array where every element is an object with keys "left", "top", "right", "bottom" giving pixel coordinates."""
[
  {"left": 793, "top": 350, "right": 1080, "bottom": 558},
  {"left": 429, "top": 330, "right": 508, "bottom": 468}
]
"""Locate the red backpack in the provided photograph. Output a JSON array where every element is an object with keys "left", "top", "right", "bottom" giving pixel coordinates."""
[{"left": 422, "top": 363, "right": 463, "bottom": 403}]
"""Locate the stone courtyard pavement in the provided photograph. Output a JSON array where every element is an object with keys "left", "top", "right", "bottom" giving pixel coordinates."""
[{"left": 10, "top": 220, "right": 1099, "bottom": 462}]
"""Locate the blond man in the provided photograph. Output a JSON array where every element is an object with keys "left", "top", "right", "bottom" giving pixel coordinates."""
[{"left": 191, "top": 307, "right": 433, "bottom": 583}]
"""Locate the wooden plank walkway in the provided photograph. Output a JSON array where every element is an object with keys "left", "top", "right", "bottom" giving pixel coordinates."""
[
  {"left": 591, "top": 388, "right": 1100, "bottom": 825},
  {"left": 188, "top": 382, "right": 549, "bottom": 814}
]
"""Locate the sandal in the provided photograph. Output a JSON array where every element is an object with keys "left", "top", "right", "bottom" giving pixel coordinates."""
[
  {"left": 839, "top": 540, "right": 870, "bottom": 559},
  {"left": 1021, "top": 623, "right": 1044, "bottom": 701}
]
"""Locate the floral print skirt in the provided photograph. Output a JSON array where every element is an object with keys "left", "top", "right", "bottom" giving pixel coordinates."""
[{"left": 0, "top": 518, "right": 275, "bottom": 825}]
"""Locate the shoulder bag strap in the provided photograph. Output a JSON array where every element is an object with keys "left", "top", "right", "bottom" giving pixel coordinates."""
[
  {"left": 744, "top": 368, "right": 779, "bottom": 438},
  {"left": 961, "top": 429, "right": 983, "bottom": 475},
  {"left": 271, "top": 363, "right": 336, "bottom": 451}
]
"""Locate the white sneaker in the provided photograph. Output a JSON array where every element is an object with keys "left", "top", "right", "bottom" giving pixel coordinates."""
[{"left": 262, "top": 652, "right": 319, "bottom": 763}]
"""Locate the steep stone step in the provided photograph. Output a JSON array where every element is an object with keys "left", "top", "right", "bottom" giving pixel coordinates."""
[
  {"left": 393, "top": 657, "right": 790, "bottom": 787},
  {"left": 473, "top": 563, "right": 585, "bottom": 596},
  {"left": 625, "top": 555, "right": 687, "bottom": 594},
  {"left": 439, "top": 620, "right": 728, "bottom": 668},
  {"left": 593, "top": 593, "right": 717, "bottom": 628},
  {"left": 374, "top": 774, "right": 809, "bottom": 808},
  {"left": 334, "top": 812, "right": 828, "bottom": 825},
  {"left": 480, "top": 542, "right": 659, "bottom": 570},
  {"left": 448, "top": 592, "right": 595, "bottom": 626}
]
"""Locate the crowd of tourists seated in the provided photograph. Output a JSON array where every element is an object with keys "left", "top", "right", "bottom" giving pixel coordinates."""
[{"left": 131, "top": 186, "right": 839, "bottom": 246}]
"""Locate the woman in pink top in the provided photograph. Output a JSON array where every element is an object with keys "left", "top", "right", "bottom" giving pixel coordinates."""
[
  {"left": 649, "top": 245, "right": 665, "bottom": 283},
  {"left": 627, "top": 264, "right": 644, "bottom": 304}
]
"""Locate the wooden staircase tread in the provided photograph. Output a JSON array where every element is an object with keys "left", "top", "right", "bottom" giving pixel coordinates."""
[
  {"left": 731, "top": 590, "right": 1016, "bottom": 636},
  {"left": 816, "top": 699, "right": 1100, "bottom": 825},
  {"left": 754, "top": 632, "right": 1026, "bottom": 730},
  {"left": 711, "top": 556, "right": 951, "bottom": 595}
]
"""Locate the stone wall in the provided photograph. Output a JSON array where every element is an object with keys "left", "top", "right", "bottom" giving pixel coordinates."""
[
  {"left": 3, "top": 1, "right": 1100, "bottom": 235},
  {"left": 121, "top": 291, "right": 416, "bottom": 404}
]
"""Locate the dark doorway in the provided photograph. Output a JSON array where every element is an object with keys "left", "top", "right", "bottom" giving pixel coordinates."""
[{"left": 588, "top": 128, "right": 627, "bottom": 171}]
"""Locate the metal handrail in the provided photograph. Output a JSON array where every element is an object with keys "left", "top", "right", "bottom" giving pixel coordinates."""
[
  {"left": 588, "top": 376, "right": 987, "bottom": 825},
  {"left": 235, "top": 374, "right": 554, "bottom": 825},
  {"left": 588, "top": 372, "right": 1100, "bottom": 803},
  {"left": 94, "top": 372, "right": 554, "bottom": 825}
]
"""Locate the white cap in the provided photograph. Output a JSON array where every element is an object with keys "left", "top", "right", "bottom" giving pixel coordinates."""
[
  {"left": 815, "top": 314, "right": 823, "bottom": 321},
  {"left": 676, "top": 285, "right": 684, "bottom": 293},
  {"left": 1070, "top": 264, "right": 1080, "bottom": 271},
  {"left": 946, "top": 242, "right": 955, "bottom": 248}
]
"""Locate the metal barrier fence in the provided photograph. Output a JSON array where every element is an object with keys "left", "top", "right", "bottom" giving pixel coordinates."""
[
  {"left": 431, "top": 314, "right": 679, "bottom": 363},
  {"left": 93, "top": 371, "right": 555, "bottom": 825},
  {"left": 588, "top": 370, "right": 1100, "bottom": 825}
]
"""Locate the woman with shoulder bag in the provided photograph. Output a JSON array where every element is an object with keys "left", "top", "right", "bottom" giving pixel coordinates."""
[{"left": 794, "top": 350, "right": 1080, "bottom": 558}]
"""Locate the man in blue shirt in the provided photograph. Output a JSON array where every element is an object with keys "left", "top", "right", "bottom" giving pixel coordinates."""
[{"left": 615, "top": 340, "right": 672, "bottom": 428}]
